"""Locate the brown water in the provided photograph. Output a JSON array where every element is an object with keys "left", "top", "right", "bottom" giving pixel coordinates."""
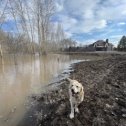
[{"left": 0, "top": 54, "right": 92, "bottom": 126}]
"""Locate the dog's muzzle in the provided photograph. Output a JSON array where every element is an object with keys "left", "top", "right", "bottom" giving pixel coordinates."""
[{"left": 71, "top": 89, "right": 79, "bottom": 96}]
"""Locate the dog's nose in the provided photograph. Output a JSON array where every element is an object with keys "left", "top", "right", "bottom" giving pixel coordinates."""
[{"left": 71, "top": 89, "right": 74, "bottom": 94}]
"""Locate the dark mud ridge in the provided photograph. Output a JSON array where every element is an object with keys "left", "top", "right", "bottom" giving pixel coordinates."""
[{"left": 18, "top": 55, "right": 126, "bottom": 126}]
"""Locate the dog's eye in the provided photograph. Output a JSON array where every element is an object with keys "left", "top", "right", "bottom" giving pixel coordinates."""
[{"left": 76, "top": 86, "right": 78, "bottom": 88}]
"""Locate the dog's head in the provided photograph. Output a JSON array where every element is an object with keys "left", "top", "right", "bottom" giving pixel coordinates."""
[{"left": 67, "top": 78, "right": 83, "bottom": 95}]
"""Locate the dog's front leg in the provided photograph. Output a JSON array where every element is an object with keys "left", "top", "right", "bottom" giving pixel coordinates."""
[
  {"left": 75, "top": 104, "right": 79, "bottom": 113},
  {"left": 69, "top": 99, "right": 74, "bottom": 119}
]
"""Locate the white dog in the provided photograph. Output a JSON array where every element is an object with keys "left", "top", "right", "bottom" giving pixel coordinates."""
[{"left": 67, "top": 78, "right": 84, "bottom": 119}]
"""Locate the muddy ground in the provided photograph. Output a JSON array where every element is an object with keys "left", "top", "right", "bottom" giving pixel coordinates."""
[{"left": 18, "top": 55, "right": 126, "bottom": 126}]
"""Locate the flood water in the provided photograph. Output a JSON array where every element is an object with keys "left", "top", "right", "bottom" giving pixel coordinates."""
[{"left": 0, "top": 54, "right": 95, "bottom": 126}]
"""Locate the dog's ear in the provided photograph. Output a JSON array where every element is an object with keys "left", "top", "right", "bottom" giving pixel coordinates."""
[
  {"left": 66, "top": 78, "right": 72, "bottom": 82},
  {"left": 80, "top": 86, "right": 83, "bottom": 93},
  {"left": 66, "top": 78, "right": 73, "bottom": 86},
  {"left": 80, "top": 86, "right": 84, "bottom": 101}
]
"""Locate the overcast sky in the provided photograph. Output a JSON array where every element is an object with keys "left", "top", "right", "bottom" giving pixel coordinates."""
[{"left": 53, "top": 0, "right": 126, "bottom": 46}]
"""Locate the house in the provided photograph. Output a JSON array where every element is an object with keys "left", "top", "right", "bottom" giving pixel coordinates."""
[{"left": 90, "top": 39, "right": 113, "bottom": 51}]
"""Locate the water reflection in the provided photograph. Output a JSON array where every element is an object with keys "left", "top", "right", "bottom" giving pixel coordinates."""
[{"left": 0, "top": 54, "right": 88, "bottom": 126}]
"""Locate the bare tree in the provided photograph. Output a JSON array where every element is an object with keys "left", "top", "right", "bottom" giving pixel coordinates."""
[
  {"left": 34, "top": 0, "right": 55, "bottom": 54},
  {"left": 56, "top": 23, "right": 65, "bottom": 49},
  {"left": 0, "top": 0, "right": 8, "bottom": 28},
  {"left": 0, "top": 0, "right": 69, "bottom": 54}
]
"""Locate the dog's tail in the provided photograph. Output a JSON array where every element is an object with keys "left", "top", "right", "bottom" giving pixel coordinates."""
[{"left": 66, "top": 78, "right": 72, "bottom": 82}]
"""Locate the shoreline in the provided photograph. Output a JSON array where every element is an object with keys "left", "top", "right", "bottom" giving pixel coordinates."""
[
  {"left": 55, "top": 51, "right": 126, "bottom": 56},
  {"left": 18, "top": 54, "right": 126, "bottom": 126}
]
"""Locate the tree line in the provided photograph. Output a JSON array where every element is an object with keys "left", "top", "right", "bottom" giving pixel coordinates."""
[{"left": 0, "top": 0, "right": 77, "bottom": 55}]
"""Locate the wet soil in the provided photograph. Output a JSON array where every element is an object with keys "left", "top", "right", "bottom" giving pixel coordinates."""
[{"left": 18, "top": 55, "right": 126, "bottom": 126}]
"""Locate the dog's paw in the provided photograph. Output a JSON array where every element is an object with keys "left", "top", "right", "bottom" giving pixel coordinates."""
[
  {"left": 75, "top": 107, "right": 79, "bottom": 113},
  {"left": 69, "top": 113, "right": 74, "bottom": 119}
]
